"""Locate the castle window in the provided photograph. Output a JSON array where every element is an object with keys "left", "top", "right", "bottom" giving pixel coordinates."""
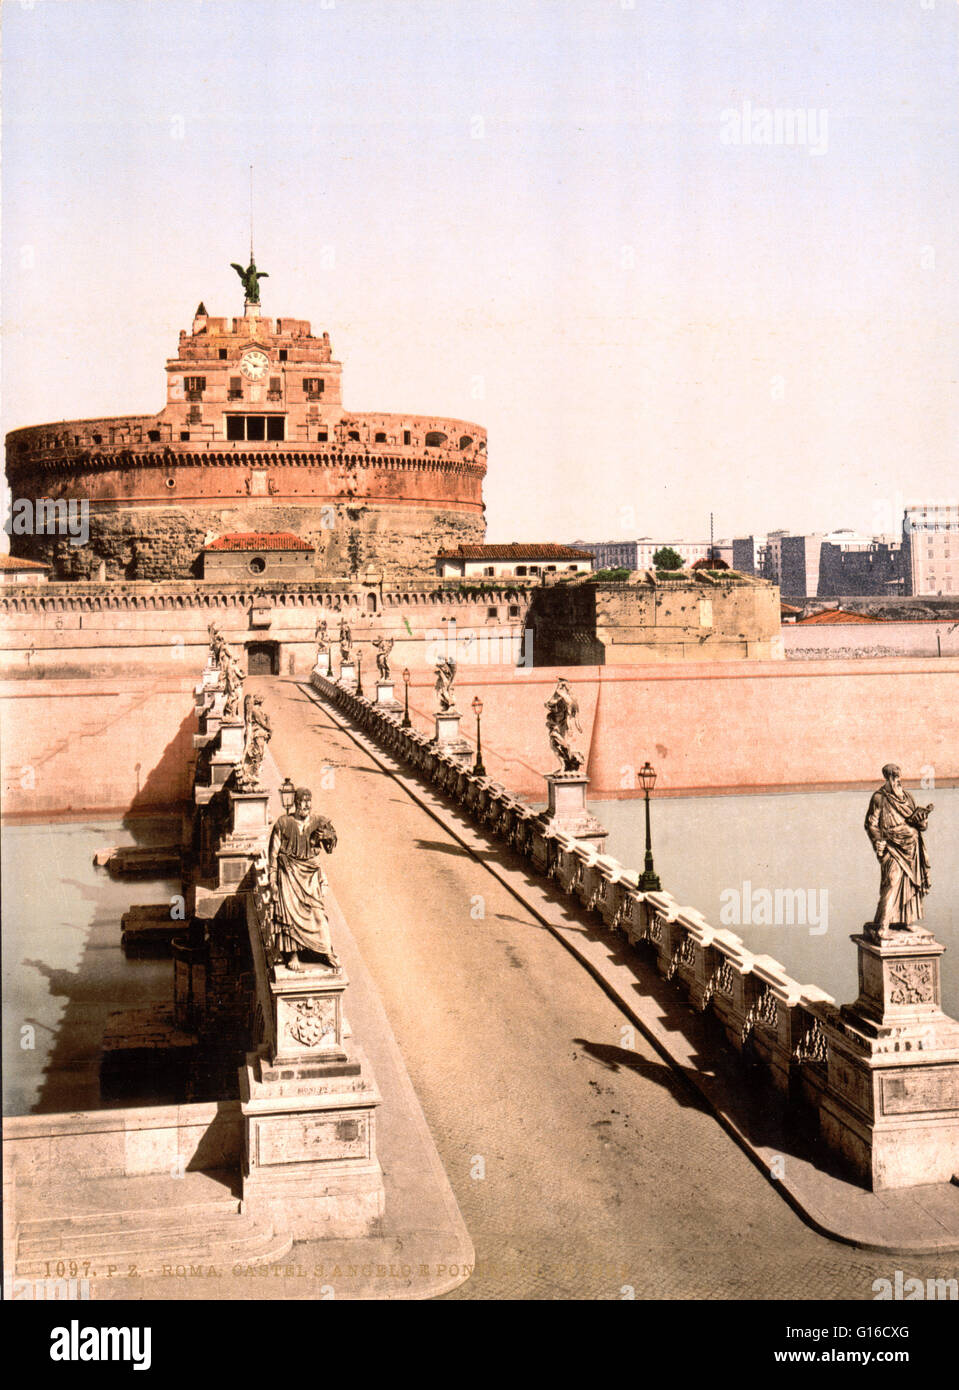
[
  {"left": 226, "top": 415, "right": 285, "bottom": 442},
  {"left": 516, "top": 566, "right": 527, "bottom": 577},
  {"left": 403, "top": 430, "right": 411, "bottom": 446},
  {"left": 267, "top": 377, "right": 283, "bottom": 402},
  {"left": 249, "top": 557, "right": 267, "bottom": 575},
  {"left": 425, "top": 431, "right": 447, "bottom": 447},
  {"left": 459, "top": 435, "right": 473, "bottom": 449},
  {"left": 148, "top": 430, "right": 160, "bottom": 442},
  {"left": 348, "top": 431, "right": 360, "bottom": 441},
  {"left": 487, "top": 607, "right": 498, "bottom": 619},
  {"left": 228, "top": 377, "right": 243, "bottom": 400},
  {"left": 180, "top": 431, "right": 190, "bottom": 441},
  {"left": 484, "top": 566, "right": 495, "bottom": 577},
  {"left": 279, "top": 349, "right": 288, "bottom": 361},
  {"left": 318, "top": 431, "right": 328, "bottom": 442},
  {"left": 185, "top": 376, "right": 206, "bottom": 394},
  {"left": 508, "top": 605, "right": 520, "bottom": 618},
  {"left": 375, "top": 432, "right": 387, "bottom": 443},
  {"left": 219, "top": 349, "right": 227, "bottom": 360},
  {"left": 304, "top": 378, "right": 324, "bottom": 399}
]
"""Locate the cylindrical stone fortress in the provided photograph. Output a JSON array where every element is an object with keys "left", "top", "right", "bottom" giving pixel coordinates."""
[{"left": 5, "top": 303, "right": 487, "bottom": 580}]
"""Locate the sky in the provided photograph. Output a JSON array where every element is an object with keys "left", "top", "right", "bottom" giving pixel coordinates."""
[{"left": 2, "top": 0, "right": 957, "bottom": 545}]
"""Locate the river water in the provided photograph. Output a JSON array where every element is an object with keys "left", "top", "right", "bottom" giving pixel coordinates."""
[
  {"left": 1, "top": 817, "right": 181, "bottom": 1115},
  {"left": 589, "top": 786, "right": 958, "bottom": 1016}
]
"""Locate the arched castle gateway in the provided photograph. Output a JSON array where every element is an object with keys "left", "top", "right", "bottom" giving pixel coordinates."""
[{"left": 5, "top": 293, "right": 487, "bottom": 580}]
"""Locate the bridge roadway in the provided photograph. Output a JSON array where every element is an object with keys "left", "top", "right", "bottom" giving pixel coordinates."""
[{"left": 260, "top": 677, "right": 952, "bottom": 1301}]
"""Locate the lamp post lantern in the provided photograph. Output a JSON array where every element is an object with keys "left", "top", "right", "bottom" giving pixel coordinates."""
[
  {"left": 355, "top": 649, "right": 363, "bottom": 697},
  {"left": 637, "top": 760, "right": 662, "bottom": 891},
  {"left": 471, "top": 694, "right": 486, "bottom": 777},
  {"left": 279, "top": 777, "right": 296, "bottom": 813},
  {"left": 402, "top": 667, "right": 411, "bottom": 728}
]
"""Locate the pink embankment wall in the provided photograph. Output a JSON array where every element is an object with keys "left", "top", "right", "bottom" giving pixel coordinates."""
[
  {"left": 1, "top": 658, "right": 956, "bottom": 815},
  {"left": 0, "top": 677, "right": 197, "bottom": 817},
  {"left": 404, "top": 658, "right": 959, "bottom": 798}
]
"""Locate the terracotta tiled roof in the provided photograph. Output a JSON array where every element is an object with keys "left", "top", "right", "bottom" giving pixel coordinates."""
[
  {"left": 436, "top": 543, "right": 593, "bottom": 561},
  {"left": 0, "top": 554, "right": 50, "bottom": 571},
  {"left": 203, "top": 532, "right": 314, "bottom": 552},
  {"left": 780, "top": 601, "right": 803, "bottom": 615},
  {"left": 795, "top": 609, "right": 882, "bottom": 625}
]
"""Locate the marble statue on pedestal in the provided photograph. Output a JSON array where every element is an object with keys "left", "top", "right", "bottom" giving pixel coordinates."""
[
  {"left": 434, "top": 656, "right": 457, "bottom": 712},
  {"left": 268, "top": 788, "right": 339, "bottom": 973},
  {"left": 221, "top": 649, "right": 245, "bottom": 719},
  {"left": 865, "top": 764, "right": 933, "bottom": 938},
  {"left": 235, "top": 693, "right": 272, "bottom": 791},
  {"left": 338, "top": 618, "right": 352, "bottom": 661},
  {"left": 545, "top": 677, "right": 585, "bottom": 774},
  {"left": 208, "top": 621, "right": 226, "bottom": 667},
  {"left": 315, "top": 618, "right": 330, "bottom": 666},
  {"left": 373, "top": 636, "right": 394, "bottom": 680}
]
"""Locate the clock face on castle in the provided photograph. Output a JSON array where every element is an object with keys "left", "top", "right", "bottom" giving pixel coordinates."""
[{"left": 240, "top": 349, "right": 270, "bottom": 381}]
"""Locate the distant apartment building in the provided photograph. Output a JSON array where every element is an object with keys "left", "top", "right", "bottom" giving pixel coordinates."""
[
  {"left": 817, "top": 536, "right": 903, "bottom": 596},
  {"left": 732, "top": 536, "right": 762, "bottom": 575},
  {"left": 756, "top": 528, "right": 902, "bottom": 597},
  {"left": 902, "top": 505, "right": 959, "bottom": 595},
  {"left": 572, "top": 537, "right": 730, "bottom": 571}
]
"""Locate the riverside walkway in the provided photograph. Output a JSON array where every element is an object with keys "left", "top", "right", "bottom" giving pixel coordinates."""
[{"left": 259, "top": 676, "right": 958, "bottom": 1301}]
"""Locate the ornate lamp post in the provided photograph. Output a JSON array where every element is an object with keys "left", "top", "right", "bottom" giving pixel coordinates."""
[
  {"left": 355, "top": 649, "right": 363, "bottom": 697},
  {"left": 637, "top": 760, "right": 662, "bottom": 891},
  {"left": 402, "top": 667, "right": 411, "bottom": 728},
  {"left": 471, "top": 695, "right": 486, "bottom": 777},
  {"left": 279, "top": 777, "right": 296, "bottom": 813}
]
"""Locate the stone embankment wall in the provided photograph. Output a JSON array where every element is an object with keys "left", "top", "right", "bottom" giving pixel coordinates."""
[
  {"left": 3, "top": 653, "right": 957, "bottom": 816},
  {"left": 0, "top": 676, "right": 197, "bottom": 817},
  {"left": 784, "top": 620, "right": 959, "bottom": 661}
]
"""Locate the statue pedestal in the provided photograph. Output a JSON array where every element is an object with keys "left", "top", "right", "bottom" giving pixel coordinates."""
[
  {"left": 536, "top": 773, "right": 607, "bottom": 852},
  {"left": 433, "top": 710, "right": 472, "bottom": 760},
  {"left": 375, "top": 680, "right": 401, "bottom": 711},
  {"left": 313, "top": 652, "right": 332, "bottom": 677},
  {"left": 209, "top": 750, "right": 236, "bottom": 788},
  {"left": 338, "top": 661, "right": 356, "bottom": 687},
  {"left": 819, "top": 925, "right": 959, "bottom": 1189},
  {"left": 230, "top": 788, "right": 269, "bottom": 837},
  {"left": 240, "top": 958, "right": 384, "bottom": 1238},
  {"left": 218, "top": 718, "right": 246, "bottom": 762},
  {"left": 215, "top": 834, "right": 263, "bottom": 888}
]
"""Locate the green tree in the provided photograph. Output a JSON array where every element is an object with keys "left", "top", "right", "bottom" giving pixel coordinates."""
[{"left": 652, "top": 546, "right": 683, "bottom": 571}]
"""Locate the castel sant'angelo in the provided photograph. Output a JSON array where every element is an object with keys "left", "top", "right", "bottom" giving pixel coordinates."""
[{"left": 5, "top": 257, "right": 487, "bottom": 580}]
